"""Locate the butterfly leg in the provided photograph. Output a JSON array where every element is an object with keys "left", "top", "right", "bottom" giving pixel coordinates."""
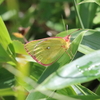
[
  {"left": 65, "top": 50, "right": 73, "bottom": 59},
  {"left": 69, "top": 48, "right": 74, "bottom": 58},
  {"left": 65, "top": 46, "right": 74, "bottom": 59}
]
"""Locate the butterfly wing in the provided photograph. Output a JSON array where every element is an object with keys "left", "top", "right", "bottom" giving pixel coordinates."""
[{"left": 25, "top": 37, "right": 67, "bottom": 66}]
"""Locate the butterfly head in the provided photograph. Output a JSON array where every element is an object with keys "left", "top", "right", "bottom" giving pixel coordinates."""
[
  {"left": 63, "top": 35, "right": 70, "bottom": 42},
  {"left": 62, "top": 35, "right": 71, "bottom": 49}
]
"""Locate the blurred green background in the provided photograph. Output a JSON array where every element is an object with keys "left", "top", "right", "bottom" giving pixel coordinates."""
[{"left": 1, "top": 0, "right": 99, "bottom": 40}]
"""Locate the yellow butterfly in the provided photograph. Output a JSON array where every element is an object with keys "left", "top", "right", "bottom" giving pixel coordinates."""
[{"left": 24, "top": 35, "right": 70, "bottom": 66}]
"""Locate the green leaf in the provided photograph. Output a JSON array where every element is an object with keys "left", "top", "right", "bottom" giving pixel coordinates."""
[
  {"left": 77, "top": 2, "right": 97, "bottom": 28},
  {"left": 93, "top": 13, "right": 100, "bottom": 24},
  {"left": 95, "top": 85, "right": 100, "bottom": 95},
  {"left": 72, "top": 95, "right": 100, "bottom": 100},
  {"left": 78, "top": 0, "right": 100, "bottom": 6},
  {"left": 26, "top": 91, "right": 78, "bottom": 100},
  {"left": 0, "top": 88, "right": 14, "bottom": 96},
  {"left": 12, "top": 40, "right": 27, "bottom": 55},
  {"left": 26, "top": 91, "right": 51, "bottom": 100},
  {"left": 0, "top": 44, "right": 12, "bottom": 63},
  {"left": 56, "top": 86, "right": 77, "bottom": 95},
  {"left": 72, "top": 85, "right": 96, "bottom": 95},
  {"left": 0, "top": 17, "right": 16, "bottom": 63},
  {"left": 30, "top": 62, "right": 45, "bottom": 81},
  {"left": 56, "top": 84, "right": 96, "bottom": 97},
  {"left": 78, "top": 44, "right": 95, "bottom": 54},
  {"left": 37, "top": 50, "right": 100, "bottom": 90},
  {"left": 0, "top": 67, "right": 14, "bottom": 89},
  {"left": 38, "top": 29, "right": 86, "bottom": 83},
  {"left": 71, "top": 95, "right": 100, "bottom": 100},
  {"left": 80, "top": 30, "right": 100, "bottom": 53},
  {"left": 0, "top": 17, "right": 12, "bottom": 50}
]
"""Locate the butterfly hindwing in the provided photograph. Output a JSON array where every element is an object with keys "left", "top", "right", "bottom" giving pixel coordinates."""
[{"left": 25, "top": 37, "right": 67, "bottom": 66}]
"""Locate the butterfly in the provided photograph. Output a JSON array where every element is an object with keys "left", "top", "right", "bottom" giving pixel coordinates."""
[{"left": 24, "top": 35, "right": 71, "bottom": 66}]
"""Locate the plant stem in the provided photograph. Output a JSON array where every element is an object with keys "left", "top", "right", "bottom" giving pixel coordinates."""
[{"left": 74, "top": 0, "right": 84, "bottom": 29}]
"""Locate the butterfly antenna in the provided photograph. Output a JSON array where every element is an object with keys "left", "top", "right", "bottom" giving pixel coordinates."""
[
  {"left": 61, "top": 15, "right": 66, "bottom": 31},
  {"left": 66, "top": 25, "right": 69, "bottom": 34}
]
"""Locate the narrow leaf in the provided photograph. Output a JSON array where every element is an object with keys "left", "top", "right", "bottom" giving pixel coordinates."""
[
  {"left": 0, "top": 17, "right": 12, "bottom": 50},
  {"left": 37, "top": 50, "right": 100, "bottom": 90},
  {"left": 78, "top": 0, "right": 100, "bottom": 6}
]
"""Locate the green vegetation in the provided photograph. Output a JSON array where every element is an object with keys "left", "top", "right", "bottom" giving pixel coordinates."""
[{"left": 0, "top": 0, "right": 100, "bottom": 100}]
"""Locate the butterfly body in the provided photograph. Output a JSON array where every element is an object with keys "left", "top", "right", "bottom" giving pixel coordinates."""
[{"left": 24, "top": 35, "right": 70, "bottom": 66}]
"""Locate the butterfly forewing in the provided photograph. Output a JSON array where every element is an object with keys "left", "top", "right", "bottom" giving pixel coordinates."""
[{"left": 25, "top": 37, "right": 67, "bottom": 66}]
